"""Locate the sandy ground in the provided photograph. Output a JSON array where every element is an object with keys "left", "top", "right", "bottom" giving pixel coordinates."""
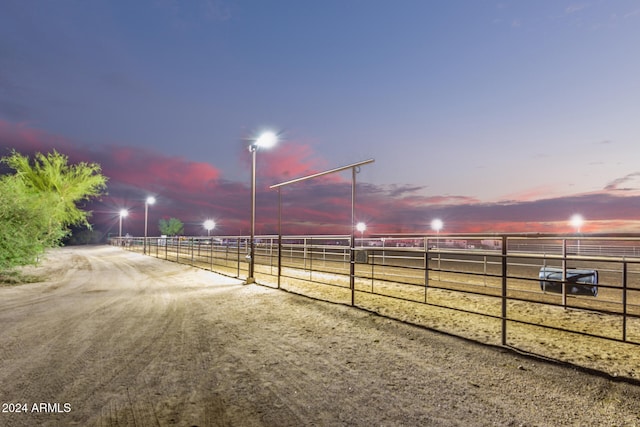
[
  {"left": 256, "top": 266, "right": 640, "bottom": 380},
  {"left": 1, "top": 246, "right": 640, "bottom": 426}
]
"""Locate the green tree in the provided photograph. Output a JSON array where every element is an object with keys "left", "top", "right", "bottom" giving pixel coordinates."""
[
  {"left": 158, "top": 217, "right": 184, "bottom": 236},
  {"left": 0, "top": 175, "right": 59, "bottom": 270},
  {"left": 0, "top": 150, "right": 108, "bottom": 271},
  {"left": 4, "top": 150, "right": 108, "bottom": 230}
]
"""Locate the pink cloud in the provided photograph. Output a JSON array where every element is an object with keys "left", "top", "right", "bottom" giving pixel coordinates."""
[
  {"left": 248, "top": 139, "right": 346, "bottom": 187},
  {"left": 0, "top": 120, "right": 74, "bottom": 154},
  {"left": 497, "top": 185, "right": 561, "bottom": 203},
  {"left": 104, "top": 145, "right": 220, "bottom": 192},
  {"left": 4, "top": 120, "right": 640, "bottom": 237}
]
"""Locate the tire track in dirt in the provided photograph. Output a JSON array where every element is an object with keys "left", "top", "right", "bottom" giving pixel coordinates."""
[
  {"left": 0, "top": 247, "right": 225, "bottom": 426},
  {"left": 2, "top": 246, "right": 640, "bottom": 426}
]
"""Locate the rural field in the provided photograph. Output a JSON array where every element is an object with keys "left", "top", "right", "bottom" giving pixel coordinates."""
[{"left": 1, "top": 245, "right": 640, "bottom": 426}]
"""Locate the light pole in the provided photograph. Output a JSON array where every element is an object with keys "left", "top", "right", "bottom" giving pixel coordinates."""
[
  {"left": 204, "top": 219, "right": 216, "bottom": 236},
  {"left": 356, "top": 222, "right": 366, "bottom": 247},
  {"left": 144, "top": 196, "right": 156, "bottom": 255},
  {"left": 431, "top": 218, "right": 443, "bottom": 249},
  {"left": 247, "top": 131, "right": 278, "bottom": 284},
  {"left": 119, "top": 209, "right": 128, "bottom": 239}
]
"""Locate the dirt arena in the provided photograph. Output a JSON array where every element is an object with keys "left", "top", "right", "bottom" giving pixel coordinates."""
[
  {"left": 261, "top": 266, "right": 640, "bottom": 380},
  {"left": 1, "top": 246, "right": 639, "bottom": 426}
]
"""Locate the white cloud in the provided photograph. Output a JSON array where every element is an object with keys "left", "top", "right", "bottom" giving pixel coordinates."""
[
  {"left": 624, "top": 9, "right": 640, "bottom": 19},
  {"left": 565, "top": 4, "right": 586, "bottom": 14}
]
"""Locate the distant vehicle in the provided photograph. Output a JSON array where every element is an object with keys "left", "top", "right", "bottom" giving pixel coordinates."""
[{"left": 539, "top": 267, "right": 598, "bottom": 297}]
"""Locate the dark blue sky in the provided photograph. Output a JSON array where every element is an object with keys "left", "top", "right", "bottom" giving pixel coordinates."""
[{"left": 2, "top": 1, "right": 640, "bottom": 235}]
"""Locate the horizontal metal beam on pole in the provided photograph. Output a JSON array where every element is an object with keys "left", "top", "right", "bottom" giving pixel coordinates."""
[{"left": 269, "top": 158, "right": 375, "bottom": 189}]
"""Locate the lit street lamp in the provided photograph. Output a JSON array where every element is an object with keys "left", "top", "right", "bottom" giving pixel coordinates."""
[
  {"left": 204, "top": 219, "right": 216, "bottom": 236},
  {"left": 119, "top": 209, "right": 128, "bottom": 238},
  {"left": 431, "top": 218, "right": 443, "bottom": 249},
  {"left": 247, "top": 131, "right": 278, "bottom": 284},
  {"left": 570, "top": 214, "right": 584, "bottom": 233},
  {"left": 570, "top": 214, "right": 584, "bottom": 254},
  {"left": 356, "top": 222, "right": 366, "bottom": 247},
  {"left": 144, "top": 196, "right": 156, "bottom": 255}
]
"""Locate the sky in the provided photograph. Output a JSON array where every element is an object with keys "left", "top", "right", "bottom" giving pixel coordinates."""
[{"left": 2, "top": 0, "right": 640, "bottom": 237}]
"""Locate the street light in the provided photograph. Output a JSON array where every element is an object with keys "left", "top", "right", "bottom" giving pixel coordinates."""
[
  {"left": 570, "top": 214, "right": 584, "bottom": 233},
  {"left": 119, "top": 209, "right": 128, "bottom": 238},
  {"left": 570, "top": 214, "right": 584, "bottom": 254},
  {"left": 356, "top": 222, "right": 366, "bottom": 247},
  {"left": 144, "top": 196, "right": 156, "bottom": 255},
  {"left": 204, "top": 219, "right": 216, "bottom": 236},
  {"left": 247, "top": 131, "right": 278, "bottom": 284},
  {"left": 431, "top": 218, "right": 443, "bottom": 249}
]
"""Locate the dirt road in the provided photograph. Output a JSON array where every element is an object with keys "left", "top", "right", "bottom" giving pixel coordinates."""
[{"left": 1, "top": 246, "right": 639, "bottom": 426}]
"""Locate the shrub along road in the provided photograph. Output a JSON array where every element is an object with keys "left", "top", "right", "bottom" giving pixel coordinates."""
[{"left": 1, "top": 246, "right": 639, "bottom": 426}]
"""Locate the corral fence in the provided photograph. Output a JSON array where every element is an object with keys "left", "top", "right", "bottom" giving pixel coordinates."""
[{"left": 111, "top": 233, "right": 640, "bottom": 366}]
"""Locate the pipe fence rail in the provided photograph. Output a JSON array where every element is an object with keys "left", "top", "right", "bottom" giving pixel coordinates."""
[{"left": 111, "top": 233, "right": 640, "bottom": 363}]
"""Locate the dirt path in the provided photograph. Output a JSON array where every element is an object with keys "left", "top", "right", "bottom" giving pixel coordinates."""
[{"left": 1, "top": 246, "right": 639, "bottom": 426}]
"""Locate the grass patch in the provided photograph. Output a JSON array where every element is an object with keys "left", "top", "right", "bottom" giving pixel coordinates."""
[{"left": 0, "top": 270, "right": 41, "bottom": 286}]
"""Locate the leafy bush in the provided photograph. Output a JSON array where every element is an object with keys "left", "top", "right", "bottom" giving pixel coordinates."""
[
  {"left": 0, "top": 150, "right": 108, "bottom": 271},
  {"left": 158, "top": 217, "right": 184, "bottom": 236}
]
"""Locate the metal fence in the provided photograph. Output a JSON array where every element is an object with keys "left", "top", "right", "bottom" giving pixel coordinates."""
[{"left": 111, "top": 233, "right": 640, "bottom": 364}]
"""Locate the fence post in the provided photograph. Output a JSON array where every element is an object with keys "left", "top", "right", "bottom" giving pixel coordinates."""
[
  {"left": 424, "top": 237, "right": 429, "bottom": 303},
  {"left": 501, "top": 236, "right": 507, "bottom": 346},
  {"left": 309, "top": 237, "right": 313, "bottom": 281},
  {"left": 562, "top": 239, "right": 567, "bottom": 309},
  {"left": 483, "top": 255, "right": 487, "bottom": 286},
  {"left": 210, "top": 237, "right": 214, "bottom": 271},
  {"left": 371, "top": 251, "right": 374, "bottom": 293},
  {"left": 277, "top": 188, "right": 282, "bottom": 289},
  {"left": 277, "top": 237, "right": 282, "bottom": 290},
  {"left": 303, "top": 238, "right": 308, "bottom": 271},
  {"left": 349, "top": 168, "right": 356, "bottom": 307},
  {"left": 237, "top": 237, "right": 241, "bottom": 278},
  {"left": 623, "top": 260, "right": 628, "bottom": 342}
]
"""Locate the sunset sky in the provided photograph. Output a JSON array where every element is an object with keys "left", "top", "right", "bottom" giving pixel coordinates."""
[{"left": 2, "top": 0, "right": 640, "bottom": 237}]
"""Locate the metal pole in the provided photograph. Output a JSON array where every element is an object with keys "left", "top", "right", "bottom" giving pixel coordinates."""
[
  {"left": 277, "top": 188, "right": 282, "bottom": 289},
  {"left": 501, "top": 236, "right": 507, "bottom": 346},
  {"left": 144, "top": 202, "right": 148, "bottom": 255},
  {"left": 309, "top": 237, "right": 313, "bottom": 281},
  {"left": 248, "top": 146, "right": 257, "bottom": 284},
  {"left": 237, "top": 236, "right": 241, "bottom": 278},
  {"left": 350, "top": 167, "right": 356, "bottom": 306},
  {"left": 370, "top": 255, "right": 374, "bottom": 293},
  {"left": 483, "top": 255, "right": 487, "bottom": 286},
  {"left": 623, "top": 261, "right": 628, "bottom": 342},
  {"left": 424, "top": 237, "right": 429, "bottom": 303},
  {"left": 304, "top": 238, "right": 308, "bottom": 271},
  {"left": 119, "top": 216, "right": 123, "bottom": 238},
  {"left": 268, "top": 158, "right": 374, "bottom": 302},
  {"left": 562, "top": 239, "right": 567, "bottom": 309}
]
